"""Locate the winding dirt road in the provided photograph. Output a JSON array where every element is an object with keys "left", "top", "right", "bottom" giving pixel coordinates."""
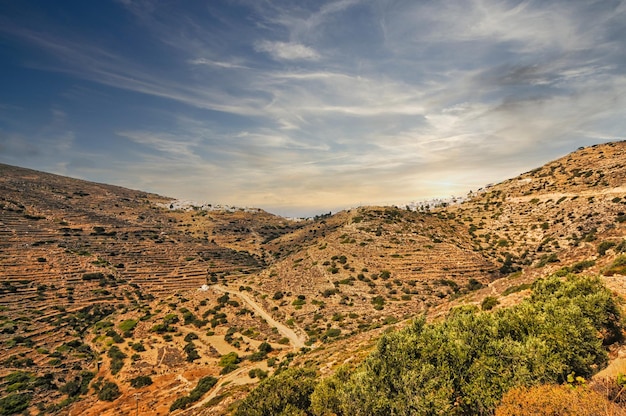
[{"left": 211, "top": 285, "right": 306, "bottom": 349}]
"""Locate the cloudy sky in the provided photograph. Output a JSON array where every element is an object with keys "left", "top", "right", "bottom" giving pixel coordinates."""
[{"left": 1, "top": 0, "right": 625, "bottom": 216}]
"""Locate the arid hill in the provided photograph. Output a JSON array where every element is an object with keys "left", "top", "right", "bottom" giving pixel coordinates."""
[{"left": 1, "top": 140, "right": 625, "bottom": 415}]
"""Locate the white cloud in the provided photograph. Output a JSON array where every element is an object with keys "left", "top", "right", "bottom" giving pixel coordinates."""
[
  {"left": 188, "top": 58, "right": 249, "bottom": 69},
  {"left": 254, "top": 41, "right": 320, "bottom": 61},
  {"left": 2, "top": 0, "right": 626, "bottom": 216},
  {"left": 116, "top": 130, "right": 201, "bottom": 161}
]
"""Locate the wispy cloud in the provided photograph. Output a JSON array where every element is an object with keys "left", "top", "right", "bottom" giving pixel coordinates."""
[
  {"left": 188, "top": 58, "right": 250, "bottom": 70},
  {"left": 1, "top": 0, "right": 625, "bottom": 216},
  {"left": 254, "top": 40, "right": 320, "bottom": 61}
]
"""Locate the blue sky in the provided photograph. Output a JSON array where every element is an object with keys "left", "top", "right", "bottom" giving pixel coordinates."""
[{"left": 1, "top": 0, "right": 625, "bottom": 217}]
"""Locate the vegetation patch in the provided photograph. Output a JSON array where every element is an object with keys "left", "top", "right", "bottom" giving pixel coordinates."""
[
  {"left": 97, "top": 381, "right": 120, "bottom": 401},
  {"left": 603, "top": 255, "right": 626, "bottom": 276},
  {"left": 170, "top": 376, "right": 218, "bottom": 411},
  {"left": 130, "top": 375, "right": 153, "bottom": 388},
  {"left": 237, "top": 275, "right": 622, "bottom": 416}
]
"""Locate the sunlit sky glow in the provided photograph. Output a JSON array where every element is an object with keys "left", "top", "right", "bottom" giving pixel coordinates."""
[{"left": 1, "top": 0, "right": 625, "bottom": 217}]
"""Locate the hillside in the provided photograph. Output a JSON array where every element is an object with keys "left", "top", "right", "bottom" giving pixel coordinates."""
[{"left": 1, "top": 141, "right": 626, "bottom": 415}]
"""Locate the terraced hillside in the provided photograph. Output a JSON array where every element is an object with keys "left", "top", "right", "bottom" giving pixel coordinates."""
[
  {"left": 240, "top": 207, "right": 498, "bottom": 344},
  {"left": 1, "top": 141, "right": 626, "bottom": 415},
  {"left": 0, "top": 165, "right": 299, "bottom": 415},
  {"left": 439, "top": 141, "right": 626, "bottom": 299}
]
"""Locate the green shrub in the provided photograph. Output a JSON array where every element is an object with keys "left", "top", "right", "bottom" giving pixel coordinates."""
[
  {"left": 129, "top": 375, "right": 153, "bottom": 388},
  {"left": 481, "top": 296, "right": 499, "bottom": 310},
  {"left": 248, "top": 368, "right": 269, "bottom": 379},
  {"left": 82, "top": 272, "right": 105, "bottom": 281},
  {"left": 502, "top": 283, "right": 532, "bottom": 296},
  {"left": 131, "top": 342, "right": 145, "bottom": 352},
  {"left": 258, "top": 342, "right": 273, "bottom": 353},
  {"left": 170, "top": 376, "right": 217, "bottom": 411},
  {"left": 570, "top": 259, "right": 596, "bottom": 273},
  {"left": 322, "top": 328, "right": 341, "bottom": 339},
  {"left": 118, "top": 319, "right": 137, "bottom": 333},
  {"left": 184, "top": 332, "right": 199, "bottom": 342},
  {"left": 184, "top": 342, "right": 200, "bottom": 362},
  {"left": 292, "top": 298, "right": 306, "bottom": 307},
  {"left": 0, "top": 392, "right": 32, "bottom": 415},
  {"left": 310, "top": 274, "right": 621, "bottom": 416},
  {"left": 467, "top": 278, "right": 485, "bottom": 291},
  {"left": 598, "top": 241, "right": 616, "bottom": 256},
  {"left": 97, "top": 381, "right": 120, "bottom": 401},
  {"left": 5, "top": 371, "right": 34, "bottom": 393},
  {"left": 603, "top": 255, "right": 626, "bottom": 276},
  {"left": 108, "top": 346, "right": 126, "bottom": 375},
  {"left": 234, "top": 368, "right": 316, "bottom": 416},
  {"left": 219, "top": 352, "right": 240, "bottom": 367}
]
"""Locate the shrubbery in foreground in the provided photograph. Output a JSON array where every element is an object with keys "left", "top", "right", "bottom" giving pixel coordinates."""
[{"left": 236, "top": 274, "right": 623, "bottom": 416}]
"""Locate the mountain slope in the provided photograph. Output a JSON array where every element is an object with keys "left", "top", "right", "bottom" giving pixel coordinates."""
[{"left": 0, "top": 141, "right": 625, "bottom": 415}]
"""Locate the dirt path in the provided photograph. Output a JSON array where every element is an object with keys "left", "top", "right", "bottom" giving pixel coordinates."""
[
  {"left": 176, "top": 285, "right": 308, "bottom": 414},
  {"left": 211, "top": 285, "right": 306, "bottom": 349},
  {"left": 509, "top": 186, "right": 626, "bottom": 203},
  {"left": 182, "top": 366, "right": 251, "bottom": 414}
]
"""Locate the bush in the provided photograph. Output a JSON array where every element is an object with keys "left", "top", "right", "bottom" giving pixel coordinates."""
[
  {"left": 502, "top": 283, "right": 532, "bottom": 296},
  {"left": 0, "top": 392, "right": 32, "bottom": 415},
  {"left": 603, "top": 255, "right": 626, "bottom": 276},
  {"left": 131, "top": 342, "right": 145, "bottom": 352},
  {"left": 184, "top": 342, "right": 200, "bottom": 362},
  {"left": 234, "top": 368, "right": 316, "bottom": 416},
  {"left": 169, "top": 376, "right": 217, "bottom": 411},
  {"left": 130, "top": 375, "right": 153, "bottom": 388},
  {"left": 467, "top": 278, "right": 484, "bottom": 291},
  {"left": 184, "top": 332, "right": 199, "bottom": 342},
  {"left": 310, "top": 274, "right": 622, "bottom": 416},
  {"left": 82, "top": 272, "right": 105, "bottom": 281},
  {"left": 481, "top": 296, "right": 499, "bottom": 310},
  {"left": 220, "top": 364, "right": 238, "bottom": 375},
  {"left": 60, "top": 379, "right": 81, "bottom": 397},
  {"left": 219, "top": 352, "right": 240, "bottom": 367},
  {"left": 292, "top": 298, "right": 306, "bottom": 307},
  {"left": 598, "top": 241, "right": 617, "bottom": 256},
  {"left": 118, "top": 319, "right": 137, "bottom": 333},
  {"left": 97, "top": 381, "right": 120, "bottom": 401},
  {"left": 322, "top": 288, "right": 339, "bottom": 297},
  {"left": 108, "top": 346, "right": 126, "bottom": 375},
  {"left": 79, "top": 371, "right": 95, "bottom": 395},
  {"left": 258, "top": 342, "right": 273, "bottom": 353},
  {"left": 248, "top": 368, "right": 269, "bottom": 379},
  {"left": 322, "top": 328, "right": 341, "bottom": 339},
  {"left": 170, "top": 396, "right": 193, "bottom": 411}
]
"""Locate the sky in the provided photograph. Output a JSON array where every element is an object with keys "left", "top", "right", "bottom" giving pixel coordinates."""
[{"left": 0, "top": 0, "right": 625, "bottom": 217}]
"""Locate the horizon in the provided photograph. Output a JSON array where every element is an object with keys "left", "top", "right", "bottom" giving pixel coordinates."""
[{"left": 1, "top": 1, "right": 625, "bottom": 217}]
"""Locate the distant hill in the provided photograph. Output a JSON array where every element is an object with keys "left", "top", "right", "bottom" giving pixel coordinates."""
[{"left": 0, "top": 141, "right": 625, "bottom": 415}]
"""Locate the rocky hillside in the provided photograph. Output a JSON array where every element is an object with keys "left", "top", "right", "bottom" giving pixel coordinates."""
[{"left": 1, "top": 141, "right": 625, "bottom": 415}]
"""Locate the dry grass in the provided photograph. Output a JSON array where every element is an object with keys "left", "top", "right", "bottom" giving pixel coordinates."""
[{"left": 496, "top": 384, "right": 626, "bottom": 416}]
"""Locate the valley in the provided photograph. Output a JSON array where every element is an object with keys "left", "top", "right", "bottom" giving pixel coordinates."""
[{"left": 1, "top": 141, "right": 626, "bottom": 415}]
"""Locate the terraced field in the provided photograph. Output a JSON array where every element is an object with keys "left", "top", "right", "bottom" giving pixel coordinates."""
[{"left": 1, "top": 141, "right": 626, "bottom": 415}]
